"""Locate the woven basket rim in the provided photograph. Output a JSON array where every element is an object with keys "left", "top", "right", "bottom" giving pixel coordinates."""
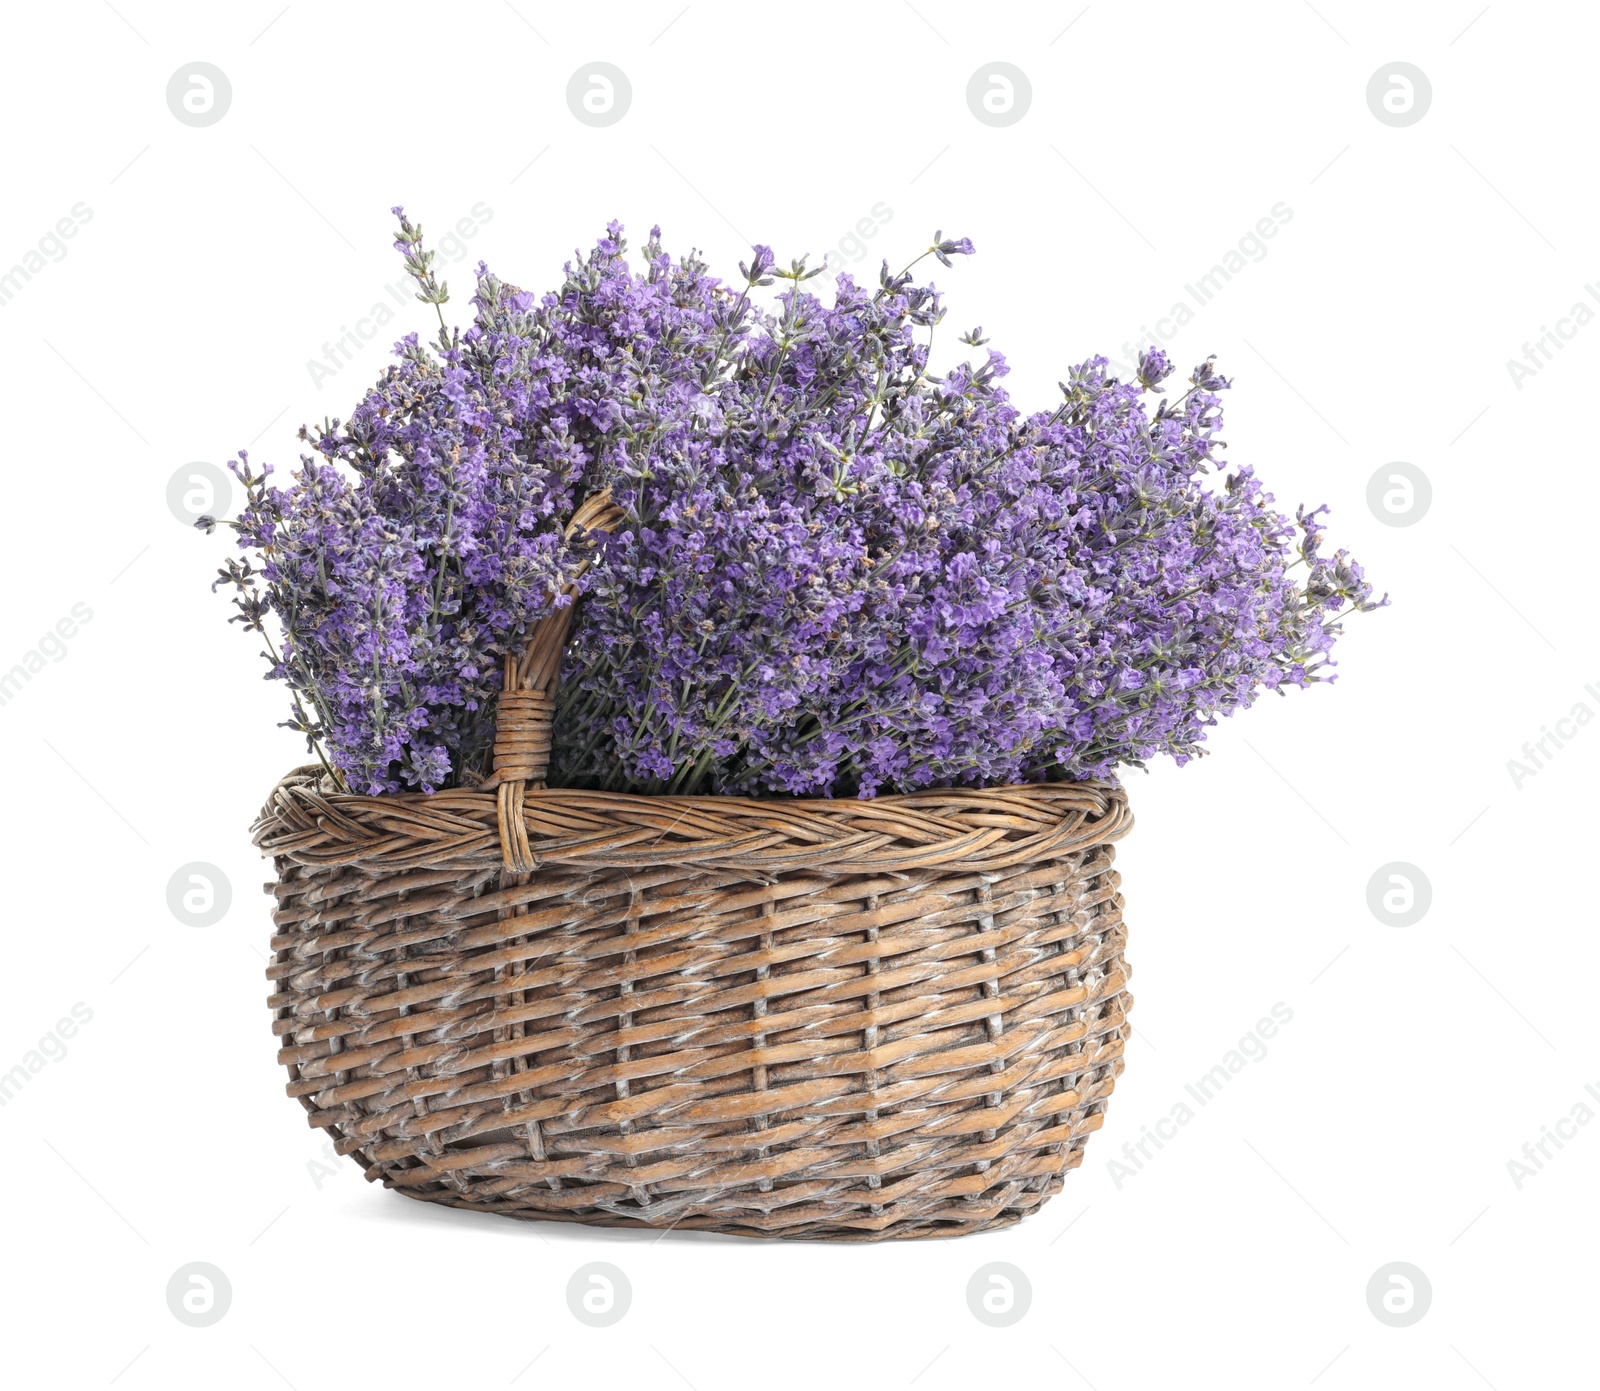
[{"left": 254, "top": 765, "right": 1133, "bottom": 878}]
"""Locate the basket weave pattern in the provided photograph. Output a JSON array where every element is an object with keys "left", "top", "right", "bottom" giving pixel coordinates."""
[{"left": 254, "top": 493, "right": 1136, "bottom": 1240}]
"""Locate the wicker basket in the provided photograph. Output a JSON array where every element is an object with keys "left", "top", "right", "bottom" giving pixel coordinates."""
[{"left": 254, "top": 495, "right": 1136, "bottom": 1241}]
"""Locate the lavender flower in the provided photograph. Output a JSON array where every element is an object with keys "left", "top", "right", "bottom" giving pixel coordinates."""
[
  {"left": 212, "top": 214, "right": 1384, "bottom": 800},
  {"left": 549, "top": 230, "right": 1384, "bottom": 796}
]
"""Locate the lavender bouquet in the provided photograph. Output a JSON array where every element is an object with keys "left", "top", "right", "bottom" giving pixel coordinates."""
[{"left": 209, "top": 212, "right": 1383, "bottom": 800}]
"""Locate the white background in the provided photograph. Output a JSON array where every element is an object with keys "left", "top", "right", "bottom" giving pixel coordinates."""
[{"left": 1, "top": 2, "right": 1593, "bottom": 1387}]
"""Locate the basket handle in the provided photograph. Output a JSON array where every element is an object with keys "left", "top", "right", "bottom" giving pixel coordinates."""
[{"left": 491, "top": 486, "right": 623, "bottom": 871}]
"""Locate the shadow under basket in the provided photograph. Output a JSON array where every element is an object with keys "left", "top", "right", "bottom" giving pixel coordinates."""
[{"left": 253, "top": 494, "right": 1136, "bottom": 1241}]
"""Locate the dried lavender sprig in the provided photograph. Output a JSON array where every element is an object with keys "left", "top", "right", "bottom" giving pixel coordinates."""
[{"left": 391, "top": 204, "right": 450, "bottom": 341}]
